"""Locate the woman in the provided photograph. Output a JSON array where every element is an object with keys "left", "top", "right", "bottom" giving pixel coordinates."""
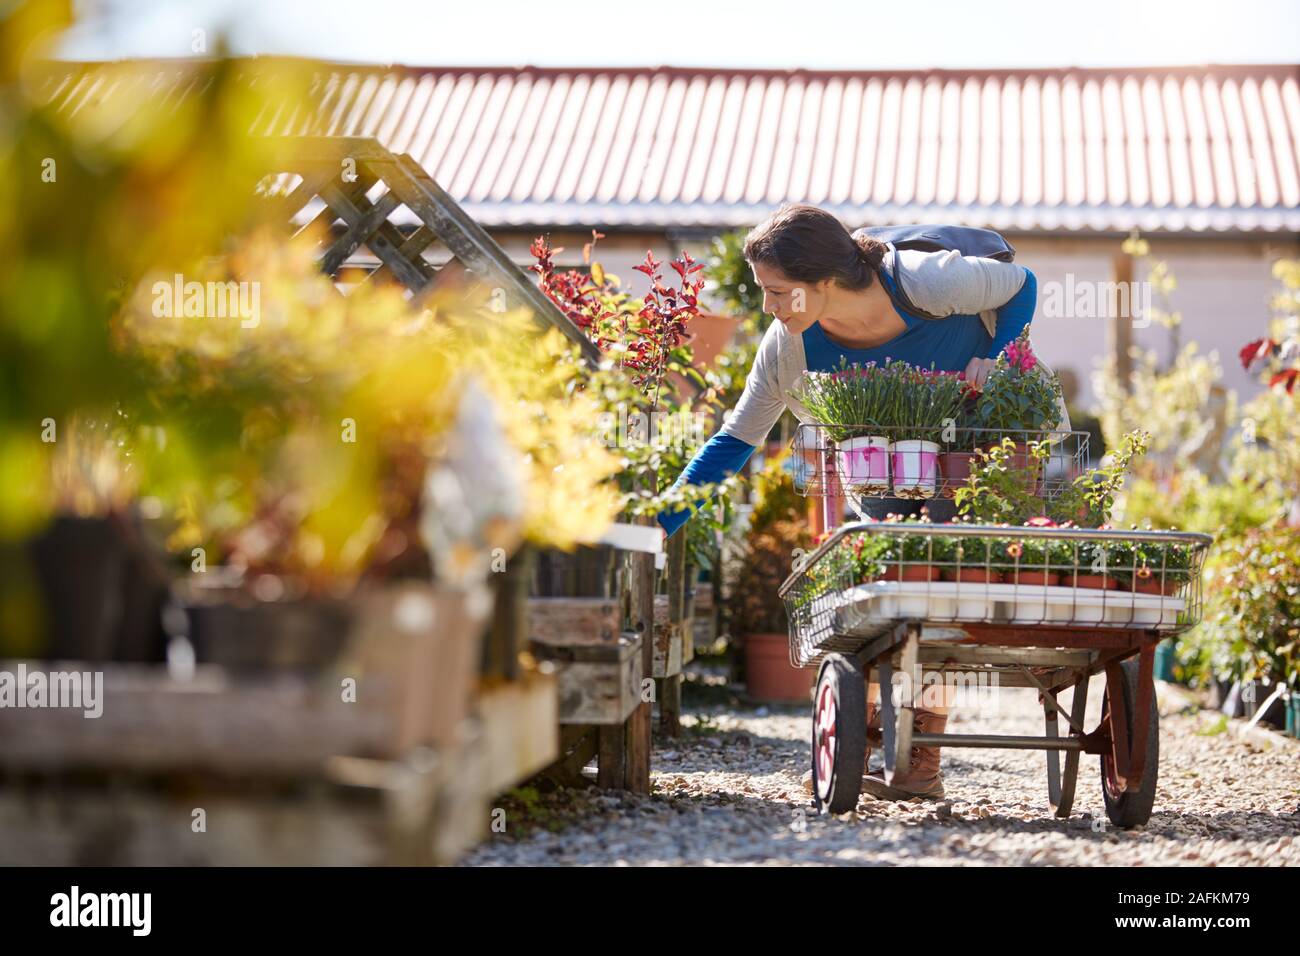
[{"left": 659, "top": 203, "right": 1041, "bottom": 801}]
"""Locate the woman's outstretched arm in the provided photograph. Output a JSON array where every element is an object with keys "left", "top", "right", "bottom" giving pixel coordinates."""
[
  {"left": 658, "top": 321, "right": 788, "bottom": 537},
  {"left": 657, "top": 433, "right": 756, "bottom": 537}
]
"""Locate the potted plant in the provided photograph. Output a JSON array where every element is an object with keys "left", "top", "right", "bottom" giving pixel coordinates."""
[
  {"left": 947, "top": 533, "right": 1005, "bottom": 583},
  {"left": 972, "top": 330, "right": 1063, "bottom": 495},
  {"left": 875, "top": 514, "right": 945, "bottom": 581},
  {"left": 1105, "top": 538, "right": 1190, "bottom": 595},
  {"left": 1068, "top": 540, "right": 1120, "bottom": 589},
  {"left": 1139, "top": 542, "right": 1194, "bottom": 595},
  {"left": 792, "top": 360, "right": 893, "bottom": 493},
  {"left": 847, "top": 530, "right": 892, "bottom": 583},
  {"left": 728, "top": 457, "right": 816, "bottom": 702},
  {"left": 939, "top": 375, "right": 983, "bottom": 497},
  {"left": 891, "top": 366, "right": 963, "bottom": 499},
  {"left": 1003, "top": 537, "right": 1061, "bottom": 586},
  {"left": 1199, "top": 525, "right": 1299, "bottom": 729}
]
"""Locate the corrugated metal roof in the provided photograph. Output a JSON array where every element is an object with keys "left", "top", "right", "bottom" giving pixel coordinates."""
[{"left": 37, "top": 60, "right": 1300, "bottom": 234}]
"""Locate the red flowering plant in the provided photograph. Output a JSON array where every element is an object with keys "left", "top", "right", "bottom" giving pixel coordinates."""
[{"left": 1234, "top": 260, "right": 1300, "bottom": 521}]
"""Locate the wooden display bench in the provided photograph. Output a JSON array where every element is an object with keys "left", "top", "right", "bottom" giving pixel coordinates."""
[
  {"left": 692, "top": 581, "right": 716, "bottom": 649},
  {"left": 527, "top": 597, "right": 644, "bottom": 790},
  {"left": 648, "top": 533, "right": 694, "bottom": 735},
  {"left": 0, "top": 663, "right": 488, "bottom": 865},
  {"left": 0, "top": 582, "right": 555, "bottom": 865}
]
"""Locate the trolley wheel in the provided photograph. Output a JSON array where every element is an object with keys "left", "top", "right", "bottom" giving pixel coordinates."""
[
  {"left": 1100, "top": 658, "right": 1159, "bottom": 828},
  {"left": 811, "top": 654, "right": 866, "bottom": 814},
  {"left": 1047, "top": 673, "right": 1088, "bottom": 818}
]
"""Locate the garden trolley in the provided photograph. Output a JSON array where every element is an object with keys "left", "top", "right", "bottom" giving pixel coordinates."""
[{"left": 778, "top": 423, "right": 1212, "bottom": 827}]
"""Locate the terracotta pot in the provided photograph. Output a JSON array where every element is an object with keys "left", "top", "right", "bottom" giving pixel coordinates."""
[
  {"left": 686, "top": 312, "right": 741, "bottom": 368},
  {"left": 1070, "top": 573, "right": 1117, "bottom": 590},
  {"left": 1006, "top": 570, "right": 1059, "bottom": 586},
  {"left": 938, "top": 451, "right": 977, "bottom": 497},
  {"left": 980, "top": 441, "right": 1043, "bottom": 496},
  {"left": 743, "top": 632, "right": 815, "bottom": 702},
  {"left": 1160, "top": 575, "right": 1188, "bottom": 595},
  {"left": 1130, "top": 577, "right": 1165, "bottom": 595},
  {"left": 880, "top": 565, "right": 941, "bottom": 582},
  {"left": 947, "top": 567, "right": 1003, "bottom": 583}
]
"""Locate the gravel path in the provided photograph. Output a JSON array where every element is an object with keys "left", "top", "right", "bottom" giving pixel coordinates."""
[{"left": 463, "top": 663, "right": 1300, "bottom": 866}]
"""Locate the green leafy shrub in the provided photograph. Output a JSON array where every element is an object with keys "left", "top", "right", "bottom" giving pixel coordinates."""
[
  {"left": 728, "top": 456, "right": 810, "bottom": 635},
  {"left": 955, "top": 430, "right": 1149, "bottom": 529},
  {"left": 845, "top": 531, "right": 893, "bottom": 582},
  {"left": 1195, "top": 527, "right": 1300, "bottom": 689}
]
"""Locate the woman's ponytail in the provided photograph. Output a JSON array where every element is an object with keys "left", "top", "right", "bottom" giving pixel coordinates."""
[{"left": 853, "top": 232, "right": 887, "bottom": 278}]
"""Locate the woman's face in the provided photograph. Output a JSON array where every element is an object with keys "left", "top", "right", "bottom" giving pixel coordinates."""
[{"left": 752, "top": 260, "right": 832, "bottom": 334}]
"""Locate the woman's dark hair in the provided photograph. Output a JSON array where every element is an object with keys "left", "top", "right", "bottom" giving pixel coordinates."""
[{"left": 742, "top": 203, "right": 886, "bottom": 291}]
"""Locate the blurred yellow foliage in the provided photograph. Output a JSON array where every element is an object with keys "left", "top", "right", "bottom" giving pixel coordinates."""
[{"left": 2, "top": 2, "right": 624, "bottom": 591}]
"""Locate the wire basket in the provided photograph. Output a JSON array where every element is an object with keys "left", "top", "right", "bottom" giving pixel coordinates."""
[
  {"left": 791, "top": 425, "right": 1090, "bottom": 501},
  {"left": 778, "top": 522, "right": 1213, "bottom": 669}
]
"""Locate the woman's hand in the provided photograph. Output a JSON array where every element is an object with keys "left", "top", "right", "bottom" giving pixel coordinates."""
[{"left": 962, "top": 356, "right": 996, "bottom": 388}]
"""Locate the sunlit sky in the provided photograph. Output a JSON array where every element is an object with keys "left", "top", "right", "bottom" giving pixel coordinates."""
[{"left": 56, "top": 0, "right": 1300, "bottom": 68}]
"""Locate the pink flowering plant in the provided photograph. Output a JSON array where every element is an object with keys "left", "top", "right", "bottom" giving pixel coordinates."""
[
  {"left": 893, "top": 364, "right": 967, "bottom": 444},
  {"left": 972, "top": 329, "right": 1063, "bottom": 436},
  {"left": 791, "top": 358, "right": 899, "bottom": 442},
  {"left": 792, "top": 359, "right": 967, "bottom": 444}
]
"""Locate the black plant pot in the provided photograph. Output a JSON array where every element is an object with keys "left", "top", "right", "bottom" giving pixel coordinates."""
[
  {"left": 1250, "top": 680, "right": 1289, "bottom": 727},
  {"left": 25, "top": 515, "right": 126, "bottom": 661},
  {"left": 185, "top": 593, "right": 353, "bottom": 673},
  {"left": 1206, "top": 676, "right": 1233, "bottom": 711},
  {"left": 24, "top": 513, "right": 167, "bottom": 663},
  {"left": 1221, "top": 679, "right": 1288, "bottom": 726},
  {"left": 531, "top": 545, "right": 618, "bottom": 598},
  {"left": 485, "top": 545, "right": 536, "bottom": 681}
]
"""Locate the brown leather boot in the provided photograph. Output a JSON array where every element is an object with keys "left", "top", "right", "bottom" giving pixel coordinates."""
[
  {"left": 801, "top": 697, "right": 886, "bottom": 795},
  {"left": 859, "top": 708, "right": 947, "bottom": 801},
  {"left": 865, "top": 698, "right": 883, "bottom": 745}
]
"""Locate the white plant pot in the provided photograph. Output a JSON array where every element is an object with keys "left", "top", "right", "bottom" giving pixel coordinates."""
[
  {"left": 836, "top": 436, "right": 891, "bottom": 492},
  {"left": 890, "top": 440, "right": 940, "bottom": 498}
]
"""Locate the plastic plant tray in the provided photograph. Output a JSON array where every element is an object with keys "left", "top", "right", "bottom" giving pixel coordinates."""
[{"left": 833, "top": 580, "right": 1187, "bottom": 631}]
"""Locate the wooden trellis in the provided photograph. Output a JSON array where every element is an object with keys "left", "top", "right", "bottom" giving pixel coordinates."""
[{"left": 261, "top": 135, "right": 601, "bottom": 364}]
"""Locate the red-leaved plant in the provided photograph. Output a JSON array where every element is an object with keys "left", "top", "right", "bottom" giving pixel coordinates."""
[
  {"left": 1240, "top": 335, "right": 1300, "bottom": 393},
  {"left": 530, "top": 230, "right": 704, "bottom": 406}
]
